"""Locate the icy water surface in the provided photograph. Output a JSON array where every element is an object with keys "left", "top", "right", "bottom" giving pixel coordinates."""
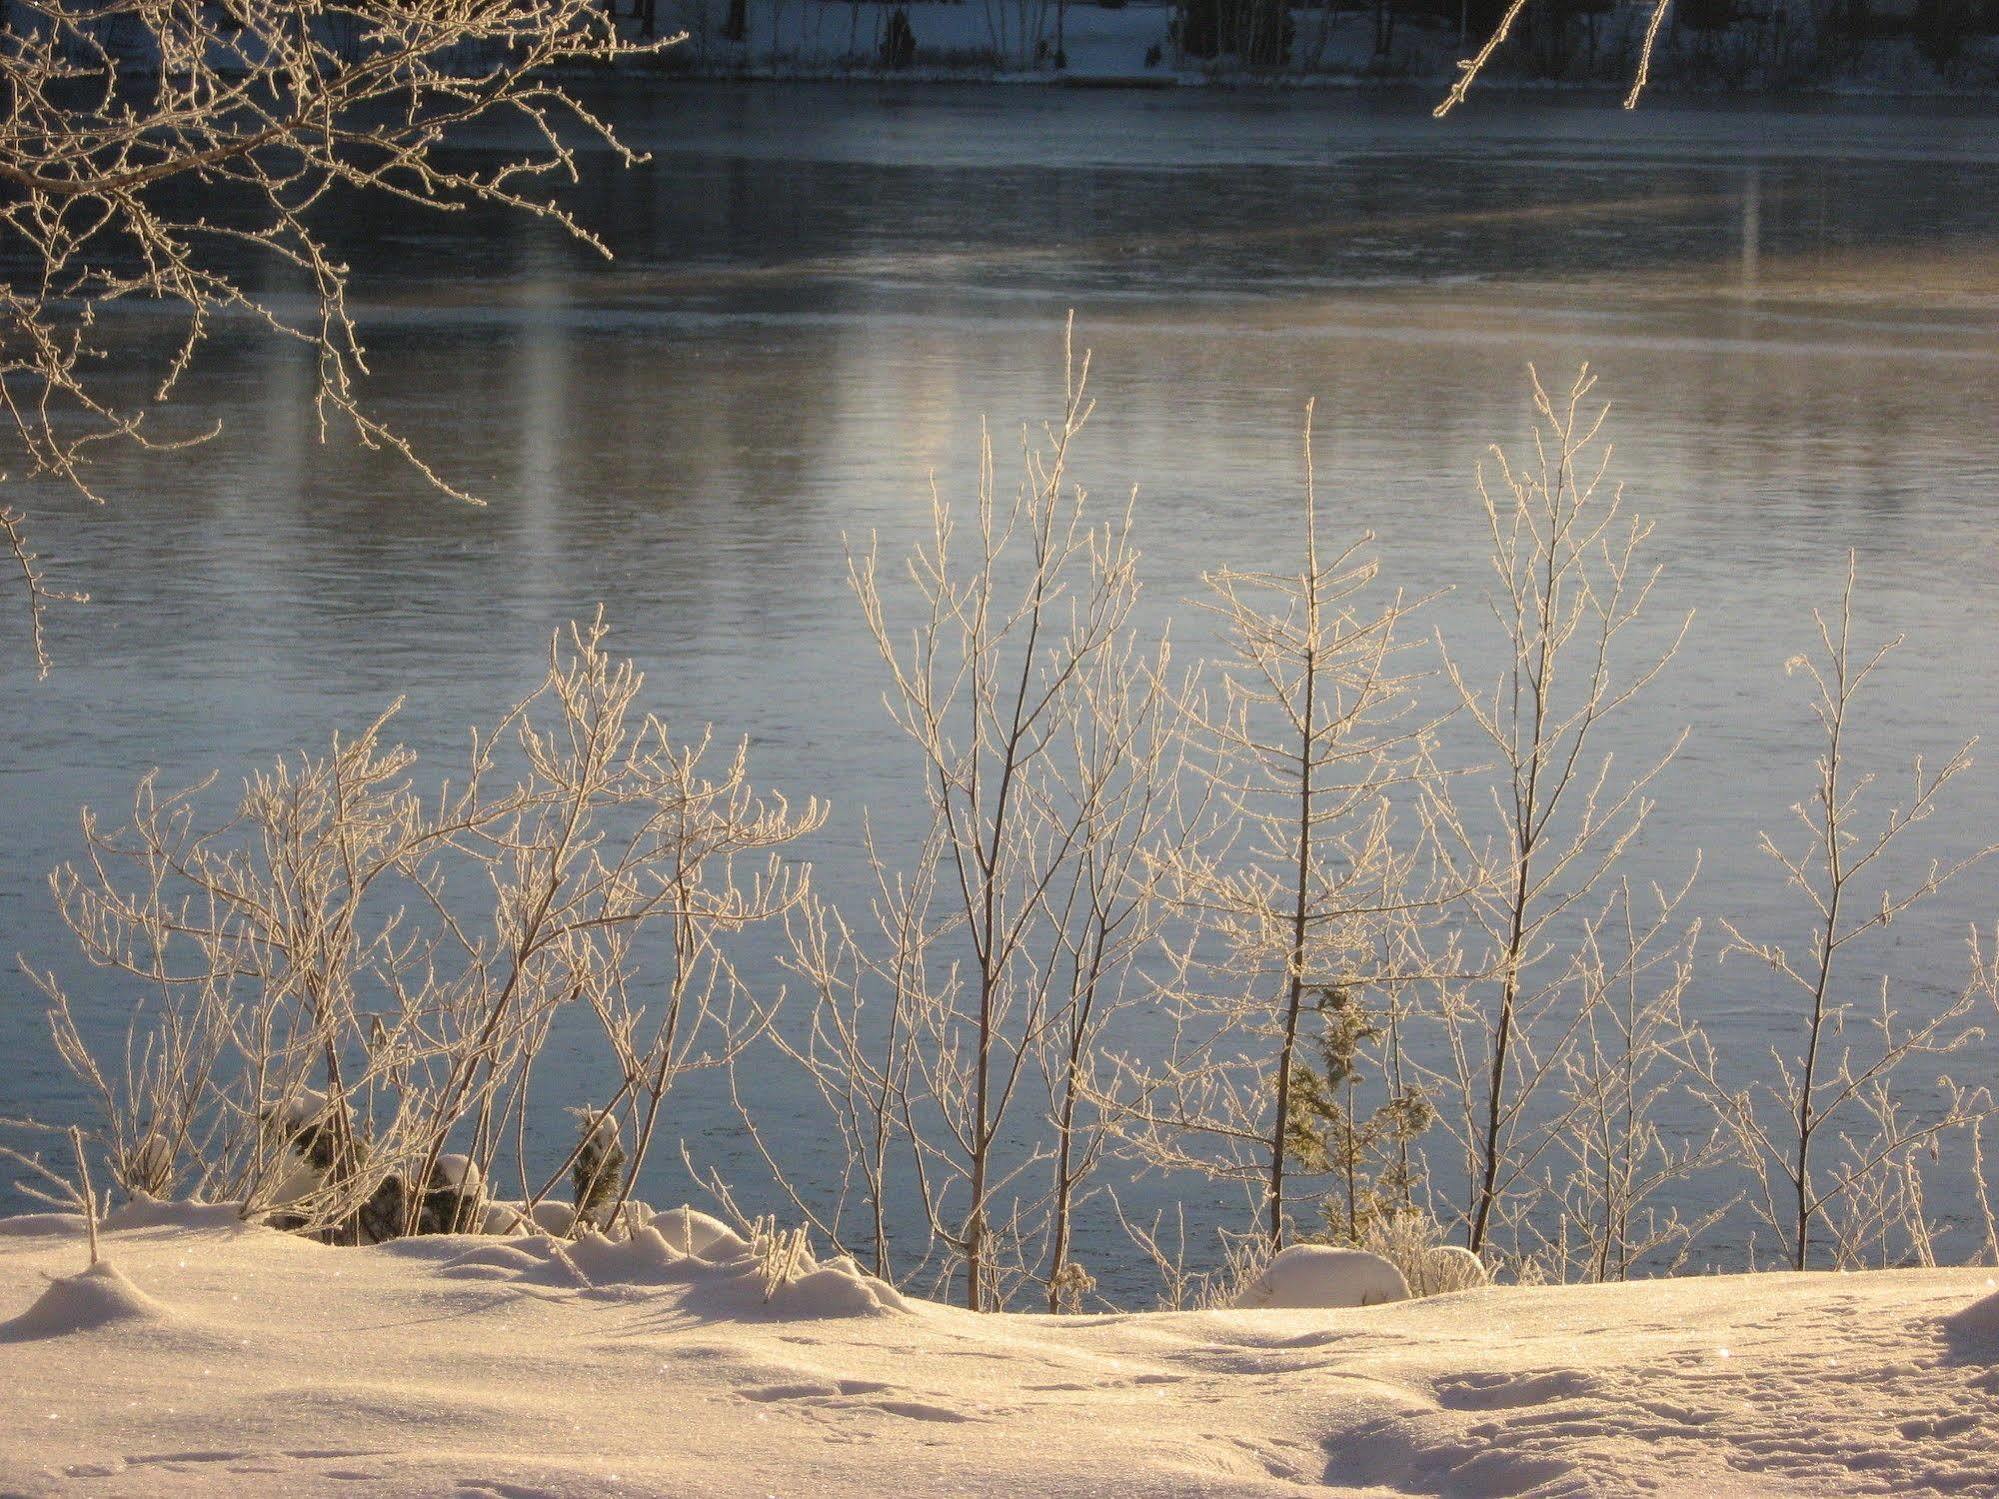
[{"left": 3, "top": 85, "right": 1997, "bottom": 1289}]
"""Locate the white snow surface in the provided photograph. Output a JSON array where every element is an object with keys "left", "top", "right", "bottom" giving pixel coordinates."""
[
  {"left": 431, "top": 1154, "right": 482, "bottom": 1193},
  {"left": 3, "top": 1211, "right": 1998, "bottom": 1497},
  {"left": 1232, "top": 1245, "right": 1411, "bottom": 1310}
]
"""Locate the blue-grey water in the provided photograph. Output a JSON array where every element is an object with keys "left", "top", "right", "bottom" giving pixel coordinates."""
[{"left": 3, "top": 85, "right": 1997, "bottom": 1297}]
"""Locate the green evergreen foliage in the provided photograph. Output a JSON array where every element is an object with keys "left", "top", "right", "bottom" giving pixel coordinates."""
[
  {"left": 572, "top": 1111, "right": 627, "bottom": 1234},
  {"left": 1281, "top": 986, "right": 1434, "bottom": 1245}
]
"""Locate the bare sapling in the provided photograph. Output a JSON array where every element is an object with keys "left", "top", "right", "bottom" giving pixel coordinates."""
[
  {"left": 1425, "top": 364, "right": 1692, "bottom": 1258},
  {"left": 749, "top": 323, "right": 1167, "bottom": 1310},
  {"left": 1036, "top": 581, "right": 1186, "bottom": 1311},
  {"left": 1122, "top": 400, "right": 1435, "bottom": 1250},
  {"left": 1695, "top": 559, "right": 1995, "bottom": 1271},
  {"left": 844, "top": 324, "right": 1151, "bottom": 1309},
  {"left": 746, "top": 831, "right": 936, "bottom": 1284},
  {"left": 564, "top": 725, "right": 823, "bottom": 1229},
  {"left": 1547, "top": 872, "right": 1728, "bottom": 1281}
]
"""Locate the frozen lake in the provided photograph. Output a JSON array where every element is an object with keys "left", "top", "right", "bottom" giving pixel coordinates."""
[{"left": 3, "top": 84, "right": 1996, "bottom": 1289}]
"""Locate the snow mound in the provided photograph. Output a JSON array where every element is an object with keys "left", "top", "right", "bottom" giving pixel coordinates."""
[
  {"left": 1232, "top": 1245, "right": 1410, "bottom": 1309},
  {"left": 438, "top": 1235, "right": 594, "bottom": 1287},
  {"left": 648, "top": 1206, "right": 749, "bottom": 1260},
  {"left": 0, "top": 1258, "right": 172, "bottom": 1341},
  {"left": 525, "top": 1200, "right": 576, "bottom": 1237},
  {"left": 475, "top": 1197, "right": 674, "bottom": 1242},
  {"left": 0, "top": 1196, "right": 250, "bottom": 1241},
  {"left": 438, "top": 1223, "right": 907, "bottom": 1317},
  {"left": 102, "top": 1193, "right": 253, "bottom": 1233},
  {"left": 480, "top": 1201, "right": 532, "bottom": 1236},
  {"left": 781, "top": 1260, "right": 910, "bottom": 1317},
  {"left": 564, "top": 1227, "right": 697, "bottom": 1287},
  {"left": 1942, "top": 1285, "right": 1999, "bottom": 1349},
  {"left": 1415, "top": 1243, "right": 1490, "bottom": 1296}
]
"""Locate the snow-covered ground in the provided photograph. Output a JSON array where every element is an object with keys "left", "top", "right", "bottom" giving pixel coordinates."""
[{"left": 5, "top": 1205, "right": 1998, "bottom": 1497}]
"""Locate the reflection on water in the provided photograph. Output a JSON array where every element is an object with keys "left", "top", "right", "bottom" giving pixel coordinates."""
[{"left": 3, "top": 86, "right": 1996, "bottom": 1284}]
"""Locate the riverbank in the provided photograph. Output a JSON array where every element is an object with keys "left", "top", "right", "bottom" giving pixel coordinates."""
[
  {"left": 639, "top": 0, "right": 1999, "bottom": 93},
  {"left": 3, "top": 1206, "right": 1997, "bottom": 1496}
]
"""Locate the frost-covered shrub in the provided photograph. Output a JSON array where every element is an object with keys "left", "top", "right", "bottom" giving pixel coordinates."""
[{"left": 29, "top": 617, "right": 818, "bottom": 1244}]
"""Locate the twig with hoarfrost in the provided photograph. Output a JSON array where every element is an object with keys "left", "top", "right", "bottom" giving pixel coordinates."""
[
  {"left": 1434, "top": 0, "right": 1673, "bottom": 117},
  {"left": 1119, "top": 401, "right": 1437, "bottom": 1250},
  {"left": 1421, "top": 364, "right": 1691, "bottom": 1258},
  {"left": 0, "top": 0, "right": 666, "bottom": 673},
  {"left": 1695, "top": 565, "right": 1995, "bottom": 1269},
  {"left": 0, "top": 1116, "right": 99, "bottom": 1264},
  {"left": 23, "top": 614, "right": 814, "bottom": 1243}
]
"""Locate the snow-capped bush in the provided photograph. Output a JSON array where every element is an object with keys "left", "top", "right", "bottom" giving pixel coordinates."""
[
  {"left": 1230, "top": 1244, "right": 1410, "bottom": 1309},
  {"left": 1417, "top": 1244, "right": 1490, "bottom": 1295},
  {"left": 1355, "top": 1212, "right": 1489, "bottom": 1298},
  {"left": 649, "top": 1206, "right": 749, "bottom": 1260}
]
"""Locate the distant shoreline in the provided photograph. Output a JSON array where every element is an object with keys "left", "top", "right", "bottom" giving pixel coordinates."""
[
  {"left": 601, "top": 67, "right": 1999, "bottom": 98},
  {"left": 601, "top": 0, "right": 1999, "bottom": 96}
]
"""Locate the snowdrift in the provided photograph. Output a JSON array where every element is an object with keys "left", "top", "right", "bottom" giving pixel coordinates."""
[
  {"left": 1230, "top": 1244, "right": 1411, "bottom": 1309},
  {"left": 432, "top": 1218, "right": 909, "bottom": 1317},
  {"left": 3, "top": 1210, "right": 1996, "bottom": 1496},
  {"left": 0, "top": 1259, "right": 173, "bottom": 1342}
]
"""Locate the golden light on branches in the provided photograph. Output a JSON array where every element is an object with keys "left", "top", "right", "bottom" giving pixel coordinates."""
[
  {"left": 1, "top": 0, "right": 668, "bottom": 672},
  {"left": 1434, "top": 0, "right": 1674, "bottom": 116}
]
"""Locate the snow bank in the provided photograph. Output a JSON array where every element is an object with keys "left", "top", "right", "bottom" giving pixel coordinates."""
[
  {"left": 3, "top": 1210, "right": 1997, "bottom": 1496},
  {"left": 102, "top": 1194, "right": 254, "bottom": 1233},
  {"left": 651, "top": 0, "right": 1997, "bottom": 91},
  {"left": 1942, "top": 1281, "right": 1999, "bottom": 1347},
  {"left": 1232, "top": 1244, "right": 1411, "bottom": 1309},
  {"left": 440, "top": 1221, "right": 909, "bottom": 1316},
  {"left": 666, "top": 0, "right": 1180, "bottom": 81},
  {"left": 646, "top": 1204, "right": 748, "bottom": 1259},
  {"left": 0, "top": 1259, "right": 172, "bottom": 1341}
]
